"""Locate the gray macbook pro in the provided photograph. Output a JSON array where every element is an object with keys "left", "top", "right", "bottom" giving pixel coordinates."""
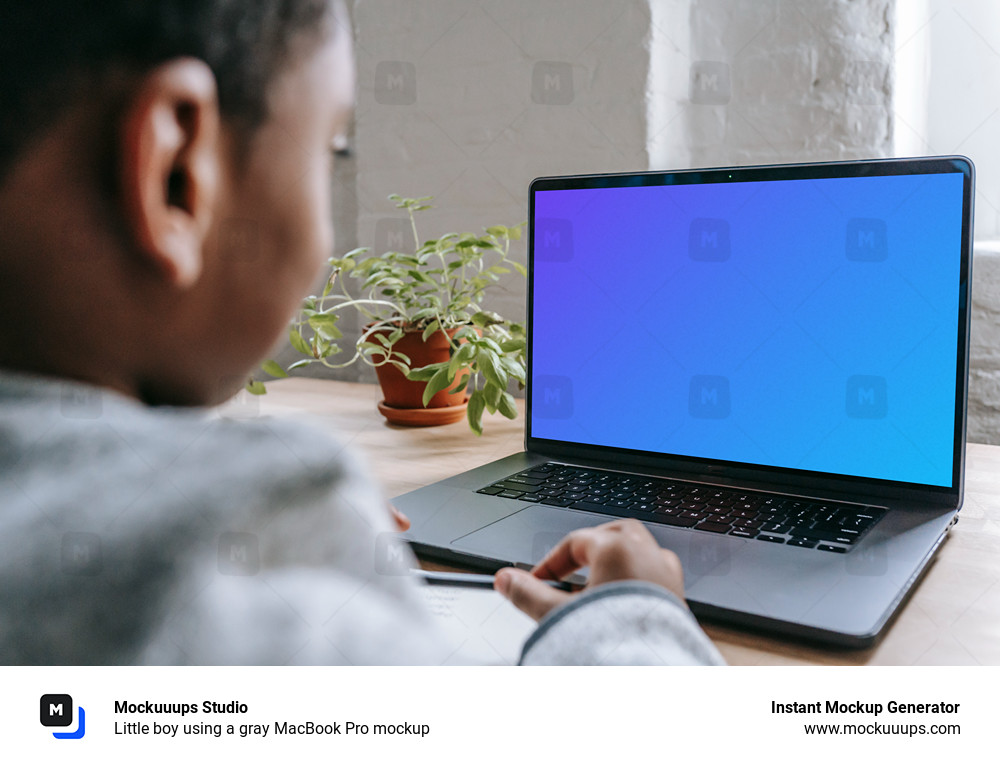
[{"left": 393, "top": 156, "right": 974, "bottom": 648}]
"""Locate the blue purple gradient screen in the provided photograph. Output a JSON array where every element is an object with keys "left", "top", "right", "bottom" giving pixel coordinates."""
[{"left": 530, "top": 172, "right": 964, "bottom": 486}]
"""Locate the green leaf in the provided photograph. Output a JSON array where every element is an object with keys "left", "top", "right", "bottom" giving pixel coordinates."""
[
  {"left": 422, "top": 365, "right": 455, "bottom": 407},
  {"left": 245, "top": 379, "right": 267, "bottom": 396},
  {"left": 483, "top": 380, "right": 502, "bottom": 410},
  {"left": 421, "top": 319, "right": 441, "bottom": 342},
  {"left": 500, "top": 357, "right": 526, "bottom": 382},
  {"left": 478, "top": 349, "right": 508, "bottom": 389},
  {"left": 261, "top": 359, "right": 288, "bottom": 378},
  {"left": 509, "top": 225, "right": 523, "bottom": 241},
  {"left": 406, "top": 362, "right": 446, "bottom": 382},
  {"left": 467, "top": 389, "right": 485, "bottom": 436},
  {"left": 478, "top": 336, "right": 504, "bottom": 354},
  {"left": 471, "top": 310, "right": 503, "bottom": 327},
  {"left": 512, "top": 261, "right": 528, "bottom": 277},
  {"left": 407, "top": 269, "right": 430, "bottom": 283},
  {"left": 287, "top": 359, "right": 313, "bottom": 371},
  {"left": 499, "top": 338, "right": 525, "bottom": 353},
  {"left": 498, "top": 391, "right": 518, "bottom": 419},
  {"left": 289, "top": 327, "right": 312, "bottom": 356},
  {"left": 307, "top": 313, "right": 342, "bottom": 340},
  {"left": 448, "top": 341, "right": 476, "bottom": 379},
  {"left": 447, "top": 374, "right": 470, "bottom": 395}
]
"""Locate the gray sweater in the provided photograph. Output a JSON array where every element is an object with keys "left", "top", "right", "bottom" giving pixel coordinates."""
[{"left": 0, "top": 371, "right": 724, "bottom": 665}]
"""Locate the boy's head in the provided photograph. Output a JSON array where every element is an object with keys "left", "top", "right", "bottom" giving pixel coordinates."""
[{"left": 0, "top": 1, "right": 353, "bottom": 405}]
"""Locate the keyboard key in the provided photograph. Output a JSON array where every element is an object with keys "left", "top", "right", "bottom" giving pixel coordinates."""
[
  {"left": 757, "top": 534, "right": 786, "bottom": 543},
  {"left": 498, "top": 490, "right": 524, "bottom": 499},
  {"left": 477, "top": 486, "right": 503, "bottom": 495},
  {"left": 653, "top": 506, "right": 683, "bottom": 516},
  {"left": 541, "top": 497, "right": 575, "bottom": 507},
  {"left": 817, "top": 544, "right": 848, "bottom": 553},
  {"left": 787, "top": 537, "right": 818, "bottom": 548},
  {"left": 508, "top": 476, "right": 544, "bottom": 486},
  {"left": 729, "top": 527, "right": 758, "bottom": 539},
  {"left": 761, "top": 523, "right": 792, "bottom": 534},
  {"left": 695, "top": 521, "right": 732, "bottom": 534},
  {"left": 658, "top": 515, "right": 700, "bottom": 528},
  {"left": 521, "top": 494, "right": 542, "bottom": 503},
  {"left": 492, "top": 480, "right": 542, "bottom": 492},
  {"left": 788, "top": 525, "right": 824, "bottom": 539}
]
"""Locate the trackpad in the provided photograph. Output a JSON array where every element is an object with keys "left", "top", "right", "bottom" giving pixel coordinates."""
[{"left": 451, "top": 504, "right": 702, "bottom": 568}]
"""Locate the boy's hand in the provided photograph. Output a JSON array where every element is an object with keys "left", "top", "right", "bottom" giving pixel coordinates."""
[
  {"left": 493, "top": 519, "right": 684, "bottom": 621},
  {"left": 388, "top": 503, "right": 410, "bottom": 532}
]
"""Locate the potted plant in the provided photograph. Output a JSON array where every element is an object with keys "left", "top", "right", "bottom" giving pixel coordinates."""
[{"left": 255, "top": 195, "right": 527, "bottom": 435}]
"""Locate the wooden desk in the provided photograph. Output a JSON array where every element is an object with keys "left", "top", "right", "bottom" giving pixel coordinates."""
[{"left": 255, "top": 378, "right": 1000, "bottom": 665}]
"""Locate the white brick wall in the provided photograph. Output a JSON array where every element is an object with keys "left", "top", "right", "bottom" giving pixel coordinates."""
[
  {"left": 971, "top": 245, "right": 1000, "bottom": 444},
  {"left": 676, "top": 0, "right": 895, "bottom": 167},
  {"left": 308, "top": 0, "right": 898, "bottom": 387}
]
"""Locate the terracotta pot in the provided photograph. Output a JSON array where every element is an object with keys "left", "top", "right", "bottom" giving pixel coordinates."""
[{"left": 371, "top": 326, "right": 470, "bottom": 426}]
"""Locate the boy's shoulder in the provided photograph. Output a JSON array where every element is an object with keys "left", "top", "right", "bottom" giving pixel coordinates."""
[{"left": 0, "top": 370, "right": 369, "bottom": 521}]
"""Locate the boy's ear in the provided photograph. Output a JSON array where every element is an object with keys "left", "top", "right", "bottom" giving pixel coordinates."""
[{"left": 119, "top": 58, "right": 220, "bottom": 288}]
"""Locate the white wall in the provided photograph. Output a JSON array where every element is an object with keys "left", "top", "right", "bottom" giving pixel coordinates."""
[
  {"left": 669, "top": 0, "right": 896, "bottom": 168},
  {"left": 893, "top": 1, "right": 1000, "bottom": 442},
  {"left": 342, "top": 0, "right": 659, "bottom": 382}
]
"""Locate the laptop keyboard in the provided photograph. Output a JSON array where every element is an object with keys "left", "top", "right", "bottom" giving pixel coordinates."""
[{"left": 476, "top": 462, "right": 885, "bottom": 553}]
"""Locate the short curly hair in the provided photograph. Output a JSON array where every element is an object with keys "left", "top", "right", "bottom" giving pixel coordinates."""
[{"left": 0, "top": 0, "right": 336, "bottom": 178}]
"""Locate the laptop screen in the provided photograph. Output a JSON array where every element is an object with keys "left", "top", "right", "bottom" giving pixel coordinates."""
[{"left": 528, "top": 160, "right": 971, "bottom": 490}]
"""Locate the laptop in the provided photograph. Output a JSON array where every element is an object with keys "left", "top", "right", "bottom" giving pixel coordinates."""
[{"left": 394, "top": 156, "right": 974, "bottom": 648}]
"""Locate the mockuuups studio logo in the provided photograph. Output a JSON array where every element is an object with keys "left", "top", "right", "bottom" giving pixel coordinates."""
[
  {"left": 846, "top": 375, "right": 887, "bottom": 419},
  {"left": 374, "top": 532, "right": 411, "bottom": 575},
  {"left": 531, "top": 61, "right": 574, "bottom": 105},
  {"left": 374, "top": 217, "right": 414, "bottom": 256},
  {"left": 690, "top": 61, "right": 731, "bottom": 105},
  {"left": 689, "top": 375, "right": 730, "bottom": 419},
  {"left": 217, "top": 532, "right": 260, "bottom": 576},
  {"left": 534, "top": 218, "right": 573, "bottom": 262},
  {"left": 532, "top": 375, "right": 573, "bottom": 419},
  {"left": 40, "top": 694, "right": 86, "bottom": 739},
  {"left": 846, "top": 218, "right": 887, "bottom": 261},
  {"left": 689, "top": 218, "right": 730, "bottom": 261},
  {"left": 374, "top": 61, "right": 416, "bottom": 105}
]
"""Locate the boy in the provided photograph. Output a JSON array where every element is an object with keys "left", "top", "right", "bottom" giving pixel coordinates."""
[{"left": 0, "top": 1, "right": 722, "bottom": 665}]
